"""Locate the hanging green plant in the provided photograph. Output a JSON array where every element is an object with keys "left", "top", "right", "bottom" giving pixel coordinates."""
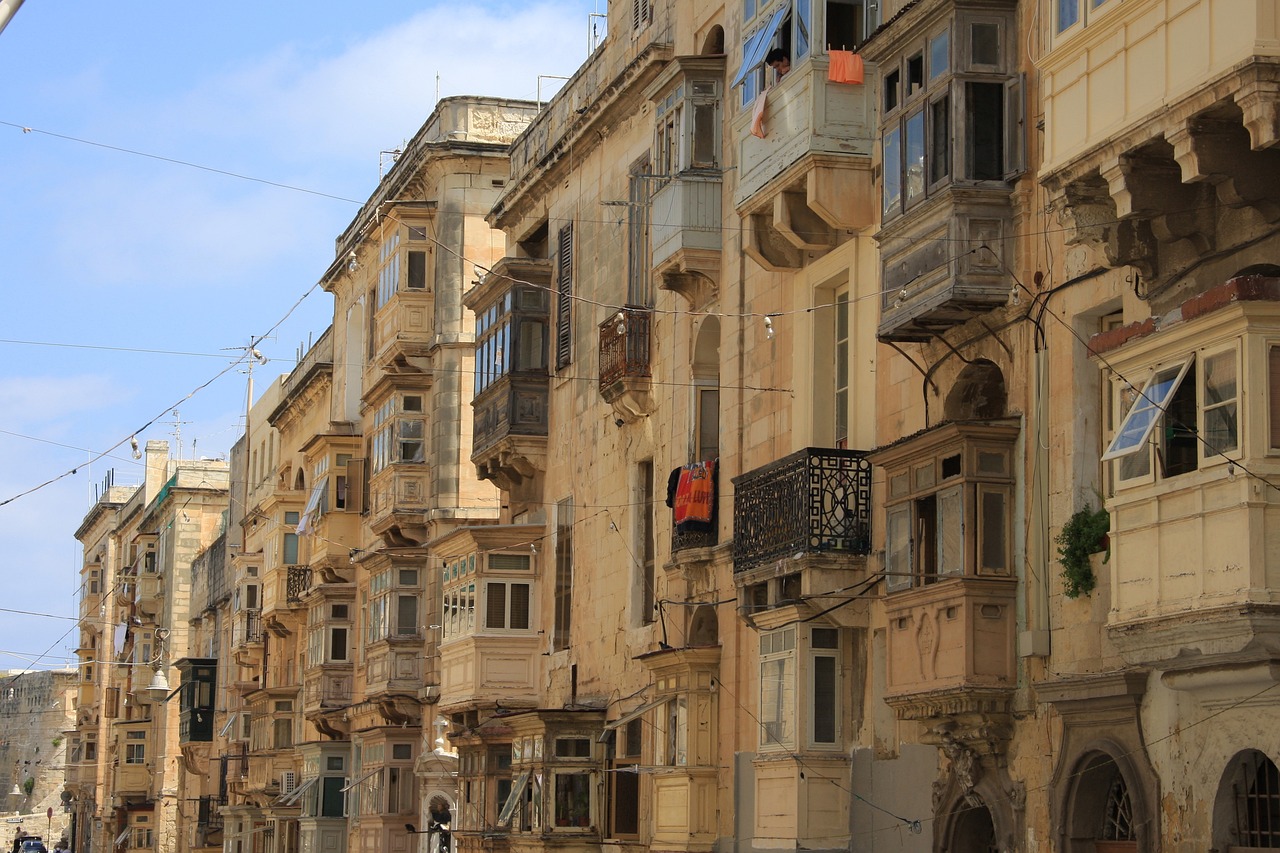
[
  {"left": 1057, "top": 504, "right": 1110, "bottom": 599},
  {"left": 22, "top": 777, "right": 33, "bottom": 795}
]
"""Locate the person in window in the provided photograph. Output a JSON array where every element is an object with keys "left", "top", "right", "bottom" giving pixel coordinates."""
[{"left": 765, "top": 47, "right": 790, "bottom": 79}]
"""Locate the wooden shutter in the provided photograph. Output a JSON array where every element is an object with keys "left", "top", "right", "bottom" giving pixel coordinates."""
[
  {"left": 346, "top": 458, "right": 366, "bottom": 514},
  {"left": 555, "top": 224, "right": 574, "bottom": 370}
]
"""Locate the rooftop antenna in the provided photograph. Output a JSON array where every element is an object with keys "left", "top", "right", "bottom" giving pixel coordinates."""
[
  {"left": 169, "top": 409, "right": 194, "bottom": 461},
  {"left": 436, "top": 72, "right": 440, "bottom": 104}
]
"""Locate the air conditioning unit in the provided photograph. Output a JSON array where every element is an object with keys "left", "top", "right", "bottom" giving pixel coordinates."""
[{"left": 280, "top": 771, "right": 297, "bottom": 795}]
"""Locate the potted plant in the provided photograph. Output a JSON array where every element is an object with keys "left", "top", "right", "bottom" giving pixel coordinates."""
[{"left": 1057, "top": 504, "right": 1110, "bottom": 598}]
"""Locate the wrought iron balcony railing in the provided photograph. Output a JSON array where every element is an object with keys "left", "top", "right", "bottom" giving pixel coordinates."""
[
  {"left": 286, "top": 565, "right": 313, "bottom": 603},
  {"left": 234, "top": 609, "right": 263, "bottom": 646},
  {"left": 598, "top": 306, "right": 652, "bottom": 392},
  {"left": 733, "top": 448, "right": 872, "bottom": 574}
]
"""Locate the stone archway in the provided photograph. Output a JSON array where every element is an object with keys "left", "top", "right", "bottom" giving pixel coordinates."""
[{"left": 944, "top": 359, "right": 1007, "bottom": 421}]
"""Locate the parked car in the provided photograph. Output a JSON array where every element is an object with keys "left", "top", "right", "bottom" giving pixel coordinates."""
[{"left": 20, "top": 838, "right": 47, "bottom": 853}]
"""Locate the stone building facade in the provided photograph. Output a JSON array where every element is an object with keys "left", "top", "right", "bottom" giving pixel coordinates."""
[{"left": 65, "top": 2, "right": 1280, "bottom": 852}]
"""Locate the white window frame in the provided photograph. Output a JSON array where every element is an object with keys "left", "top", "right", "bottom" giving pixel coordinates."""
[
  {"left": 758, "top": 627, "right": 796, "bottom": 751},
  {"left": 1054, "top": 0, "right": 1116, "bottom": 39},
  {"left": 1106, "top": 345, "right": 1240, "bottom": 488}
]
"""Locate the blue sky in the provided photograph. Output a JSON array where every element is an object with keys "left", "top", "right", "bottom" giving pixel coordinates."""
[{"left": 0, "top": 0, "right": 601, "bottom": 672}]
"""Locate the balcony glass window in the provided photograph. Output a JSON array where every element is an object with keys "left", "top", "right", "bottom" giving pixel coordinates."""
[
  {"left": 376, "top": 231, "right": 401, "bottom": 310},
  {"left": 125, "top": 731, "right": 146, "bottom": 764},
  {"left": 367, "top": 568, "right": 421, "bottom": 642},
  {"left": 475, "top": 286, "right": 549, "bottom": 398},
  {"left": 553, "top": 772, "right": 592, "bottom": 828},
  {"left": 485, "top": 582, "right": 532, "bottom": 631},
  {"left": 880, "top": 424, "right": 1016, "bottom": 591},
  {"left": 759, "top": 628, "right": 795, "bottom": 749},
  {"left": 1106, "top": 346, "right": 1239, "bottom": 487},
  {"left": 371, "top": 394, "right": 426, "bottom": 474},
  {"left": 879, "top": 14, "right": 1022, "bottom": 219},
  {"left": 1056, "top": 0, "right": 1113, "bottom": 36}
]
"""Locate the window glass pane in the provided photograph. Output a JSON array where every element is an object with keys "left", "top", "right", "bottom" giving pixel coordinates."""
[
  {"left": 283, "top": 532, "right": 298, "bottom": 565},
  {"left": 759, "top": 657, "right": 794, "bottom": 747},
  {"left": 794, "top": 0, "right": 812, "bottom": 59},
  {"left": 397, "top": 595, "right": 418, "bottom": 635},
  {"left": 882, "top": 127, "right": 902, "bottom": 214},
  {"left": 1057, "top": 0, "right": 1080, "bottom": 32},
  {"left": 812, "top": 655, "right": 836, "bottom": 743},
  {"left": 510, "top": 584, "right": 531, "bottom": 630},
  {"left": 967, "top": 82, "right": 1004, "bottom": 180},
  {"left": 1202, "top": 350, "right": 1238, "bottom": 456},
  {"left": 692, "top": 102, "right": 717, "bottom": 167},
  {"left": 928, "top": 29, "right": 949, "bottom": 79},
  {"left": 1104, "top": 359, "right": 1193, "bottom": 460},
  {"left": 979, "top": 488, "right": 1008, "bottom": 573},
  {"left": 486, "top": 583, "right": 507, "bottom": 628},
  {"left": 929, "top": 96, "right": 950, "bottom": 184},
  {"left": 937, "top": 486, "right": 964, "bottom": 575},
  {"left": 698, "top": 388, "right": 720, "bottom": 461},
  {"left": 1269, "top": 346, "right": 1280, "bottom": 449},
  {"left": 407, "top": 251, "right": 426, "bottom": 289},
  {"left": 885, "top": 505, "right": 912, "bottom": 591},
  {"left": 330, "top": 627, "right": 348, "bottom": 661},
  {"left": 971, "top": 22, "right": 1000, "bottom": 65},
  {"left": 905, "top": 110, "right": 925, "bottom": 201}
]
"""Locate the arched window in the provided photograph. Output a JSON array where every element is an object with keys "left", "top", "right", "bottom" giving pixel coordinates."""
[
  {"left": 692, "top": 318, "right": 720, "bottom": 462},
  {"left": 1215, "top": 749, "right": 1280, "bottom": 849}
]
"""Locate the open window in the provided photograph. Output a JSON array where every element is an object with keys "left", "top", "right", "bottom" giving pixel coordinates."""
[{"left": 1105, "top": 347, "right": 1239, "bottom": 486}]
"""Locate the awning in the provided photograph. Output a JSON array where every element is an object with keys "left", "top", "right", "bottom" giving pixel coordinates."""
[
  {"left": 731, "top": 5, "right": 788, "bottom": 88},
  {"left": 603, "top": 698, "right": 665, "bottom": 730},
  {"left": 277, "top": 775, "right": 318, "bottom": 807},
  {"left": 496, "top": 769, "right": 531, "bottom": 827},
  {"left": 113, "top": 829, "right": 130, "bottom": 847},
  {"left": 218, "top": 713, "right": 237, "bottom": 739}
]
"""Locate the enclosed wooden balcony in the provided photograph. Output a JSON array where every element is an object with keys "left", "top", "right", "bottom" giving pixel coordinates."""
[
  {"left": 731, "top": 55, "right": 876, "bottom": 272},
  {"left": 302, "top": 664, "right": 353, "bottom": 717},
  {"left": 466, "top": 260, "right": 551, "bottom": 492}
]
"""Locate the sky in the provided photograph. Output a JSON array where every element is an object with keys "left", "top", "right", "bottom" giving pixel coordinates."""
[{"left": 0, "top": 0, "right": 603, "bottom": 674}]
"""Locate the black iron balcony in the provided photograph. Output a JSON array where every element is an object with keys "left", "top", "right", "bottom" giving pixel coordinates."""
[
  {"left": 286, "top": 565, "right": 313, "bottom": 603},
  {"left": 235, "top": 609, "right": 263, "bottom": 646},
  {"left": 733, "top": 448, "right": 872, "bottom": 574}
]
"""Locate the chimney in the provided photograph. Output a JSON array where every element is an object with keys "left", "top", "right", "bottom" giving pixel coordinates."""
[{"left": 144, "top": 440, "right": 170, "bottom": 500}]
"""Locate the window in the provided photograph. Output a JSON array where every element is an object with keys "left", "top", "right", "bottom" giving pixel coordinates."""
[
  {"left": 757, "top": 626, "right": 842, "bottom": 751},
  {"left": 609, "top": 719, "right": 641, "bottom": 837},
  {"left": 1056, "top": 0, "right": 1113, "bottom": 36},
  {"left": 376, "top": 230, "right": 401, "bottom": 309},
  {"left": 367, "top": 568, "right": 421, "bottom": 642},
  {"left": 877, "top": 422, "right": 1016, "bottom": 591},
  {"left": 386, "top": 765, "right": 415, "bottom": 814},
  {"left": 125, "top": 731, "right": 146, "bottom": 764},
  {"left": 759, "top": 628, "right": 795, "bottom": 749},
  {"left": 283, "top": 512, "right": 299, "bottom": 564},
  {"left": 129, "top": 827, "right": 153, "bottom": 849},
  {"left": 554, "top": 499, "right": 574, "bottom": 650},
  {"left": 627, "top": 161, "right": 652, "bottom": 306},
  {"left": 371, "top": 394, "right": 426, "bottom": 474},
  {"left": 555, "top": 225, "right": 574, "bottom": 370},
  {"left": 653, "top": 74, "right": 720, "bottom": 180},
  {"left": 733, "top": 5, "right": 790, "bottom": 105},
  {"left": 441, "top": 554, "right": 477, "bottom": 641},
  {"left": 474, "top": 286, "right": 549, "bottom": 398},
  {"left": 825, "top": 0, "right": 878, "bottom": 52},
  {"left": 307, "top": 604, "right": 350, "bottom": 666},
  {"left": 485, "top": 582, "right": 532, "bottom": 631},
  {"left": 879, "top": 15, "right": 1023, "bottom": 218},
  {"left": 638, "top": 461, "right": 656, "bottom": 624},
  {"left": 1105, "top": 347, "right": 1239, "bottom": 485},
  {"left": 554, "top": 772, "right": 591, "bottom": 828}
]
